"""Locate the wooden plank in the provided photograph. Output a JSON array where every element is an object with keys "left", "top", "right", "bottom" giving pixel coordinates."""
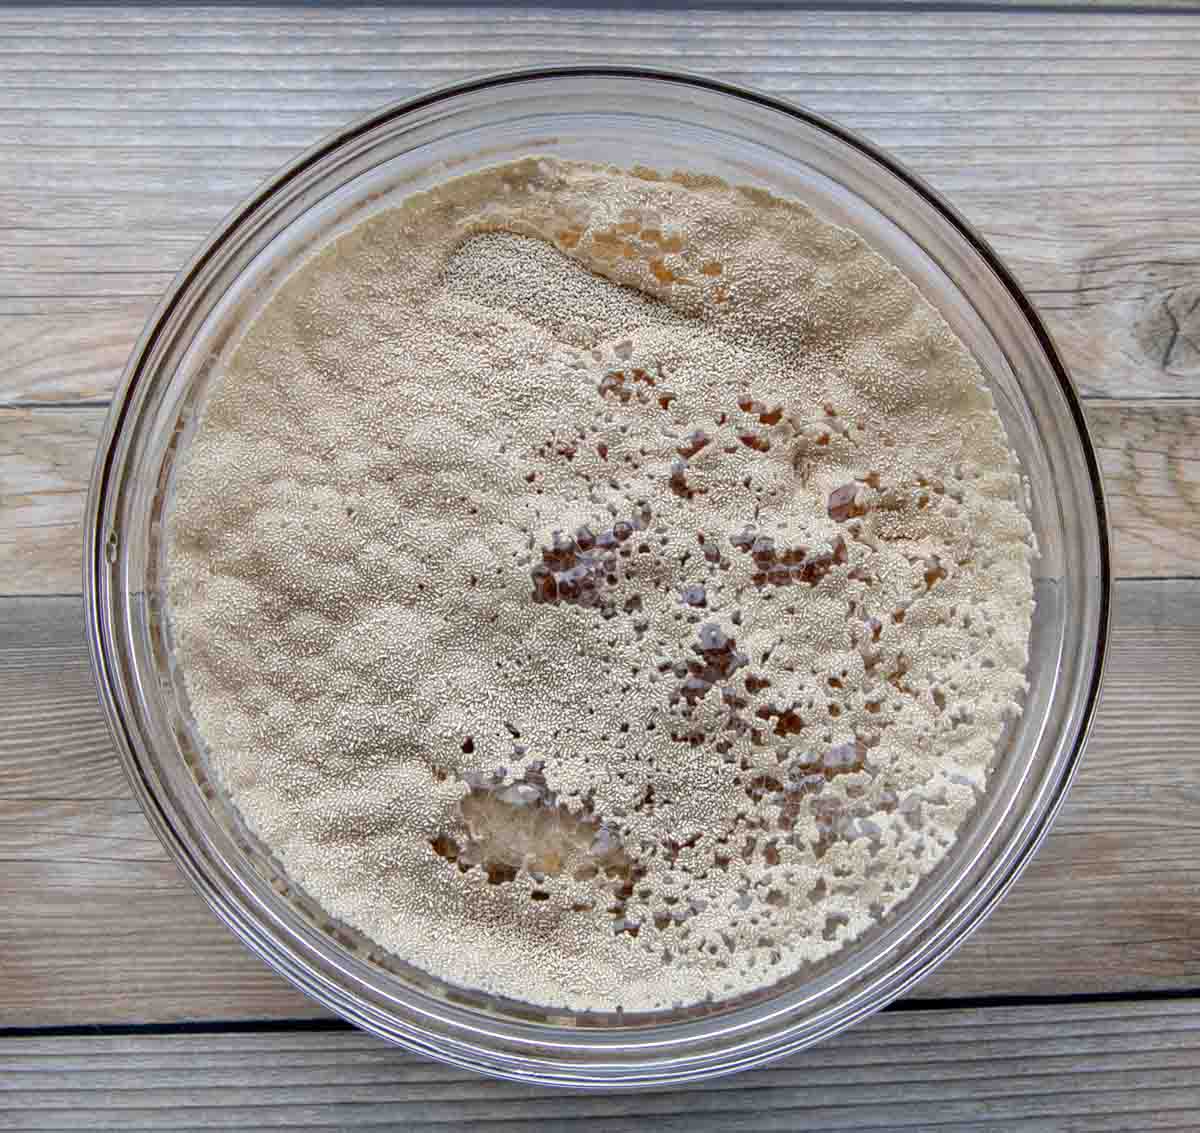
[
  {"left": 0, "top": 408, "right": 103, "bottom": 595},
  {"left": 0, "top": 306, "right": 151, "bottom": 407},
  {"left": 1089, "top": 400, "right": 1200, "bottom": 579},
  {"left": 1, "top": 7, "right": 1198, "bottom": 40},
  {"left": 0, "top": 594, "right": 125, "bottom": 800},
  {"left": 1, "top": 9, "right": 1199, "bottom": 399},
  {"left": 0, "top": 581, "right": 1195, "bottom": 1026},
  {"left": 4, "top": 400, "right": 1196, "bottom": 597},
  {"left": 2, "top": 1000, "right": 1199, "bottom": 1129}
]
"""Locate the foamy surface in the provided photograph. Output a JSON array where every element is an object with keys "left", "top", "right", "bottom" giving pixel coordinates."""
[{"left": 167, "top": 157, "right": 1034, "bottom": 1012}]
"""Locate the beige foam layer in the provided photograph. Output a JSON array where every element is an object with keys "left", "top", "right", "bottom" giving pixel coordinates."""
[{"left": 166, "top": 157, "right": 1034, "bottom": 1012}]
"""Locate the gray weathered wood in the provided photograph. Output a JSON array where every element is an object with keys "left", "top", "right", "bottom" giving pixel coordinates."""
[
  {"left": 0, "top": 408, "right": 104, "bottom": 596},
  {"left": 2, "top": 1000, "right": 1199, "bottom": 1130},
  {"left": 1, "top": 581, "right": 1195, "bottom": 1026},
  {"left": 1088, "top": 400, "right": 1200, "bottom": 578},
  {"left": 2, "top": 8, "right": 1200, "bottom": 399}
]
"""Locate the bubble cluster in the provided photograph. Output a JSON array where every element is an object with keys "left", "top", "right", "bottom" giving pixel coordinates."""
[
  {"left": 730, "top": 526, "right": 849, "bottom": 589},
  {"left": 530, "top": 507, "right": 652, "bottom": 613}
]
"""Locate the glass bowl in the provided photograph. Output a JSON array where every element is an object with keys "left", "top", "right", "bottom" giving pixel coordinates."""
[{"left": 84, "top": 67, "right": 1109, "bottom": 1087}]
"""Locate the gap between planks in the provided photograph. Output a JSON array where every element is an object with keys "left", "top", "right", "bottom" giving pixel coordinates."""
[{"left": 0, "top": 999, "right": 1198, "bottom": 1131}]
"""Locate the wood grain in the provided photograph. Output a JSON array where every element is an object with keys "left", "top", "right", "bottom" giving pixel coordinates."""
[
  {"left": 1090, "top": 401, "right": 1200, "bottom": 578},
  {"left": 0, "top": 304, "right": 154, "bottom": 406},
  {"left": 0, "top": 408, "right": 103, "bottom": 596},
  {"left": 3, "top": 1000, "right": 1200, "bottom": 1130},
  {"left": 5, "top": 401, "right": 1196, "bottom": 596},
  {"left": 0, "top": 595, "right": 125, "bottom": 800},
  {"left": 1, "top": 8, "right": 1199, "bottom": 398},
  {"left": 1, "top": 581, "right": 1195, "bottom": 1027}
]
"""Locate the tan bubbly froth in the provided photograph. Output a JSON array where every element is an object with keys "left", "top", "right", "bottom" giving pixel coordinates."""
[{"left": 166, "top": 156, "right": 1035, "bottom": 1013}]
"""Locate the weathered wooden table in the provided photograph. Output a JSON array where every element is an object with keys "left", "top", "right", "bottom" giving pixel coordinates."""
[{"left": 2, "top": 4, "right": 1198, "bottom": 1127}]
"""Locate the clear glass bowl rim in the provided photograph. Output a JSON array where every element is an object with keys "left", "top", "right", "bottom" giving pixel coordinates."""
[{"left": 83, "top": 65, "right": 1112, "bottom": 1088}]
